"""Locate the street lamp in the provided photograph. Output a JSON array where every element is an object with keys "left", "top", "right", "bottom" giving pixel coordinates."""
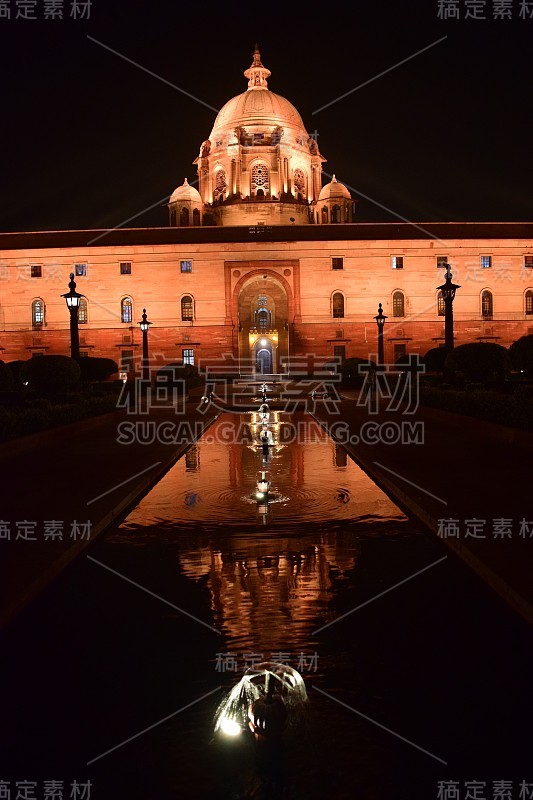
[
  {"left": 375, "top": 303, "right": 387, "bottom": 365},
  {"left": 61, "top": 273, "right": 84, "bottom": 360},
  {"left": 437, "top": 264, "right": 461, "bottom": 351},
  {"left": 138, "top": 308, "right": 152, "bottom": 381}
]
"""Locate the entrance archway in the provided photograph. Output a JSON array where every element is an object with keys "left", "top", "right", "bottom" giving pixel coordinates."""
[
  {"left": 235, "top": 273, "right": 290, "bottom": 374},
  {"left": 256, "top": 347, "right": 272, "bottom": 373}
]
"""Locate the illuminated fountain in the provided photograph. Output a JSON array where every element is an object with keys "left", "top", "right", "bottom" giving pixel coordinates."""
[{"left": 214, "top": 662, "right": 308, "bottom": 741}]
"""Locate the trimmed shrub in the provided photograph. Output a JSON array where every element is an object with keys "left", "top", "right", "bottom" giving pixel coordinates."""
[
  {"left": 445, "top": 342, "right": 510, "bottom": 382},
  {"left": 340, "top": 357, "right": 377, "bottom": 388},
  {"left": 77, "top": 357, "right": 119, "bottom": 383},
  {"left": 156, "top": 362, "right": 196, "bottom": 382},
  {"left": 7, "top": 360, "right": 27, "bottom": 388},
  {"left": 423, "top": 347, "right": 448, "bottom": 373},
  {"left": 0, "top": 361, "right": 14, "bottom": 391},
  {"left": 22, "top": 355, "right": 81, "bottom": 398},
  {"left": 509, "top": 334, "right": 533, "bottom": 377}
]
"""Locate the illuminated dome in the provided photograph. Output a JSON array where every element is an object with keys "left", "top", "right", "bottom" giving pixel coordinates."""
[
  {"left": 169, "top": 178, "right": 202, "bottom": 203},
  {"left": 168, "top": 48, "right": 355, "bottom": 227},
  {"left": 318, "top": 175, "right": 351, "bottom": 201},
  {"left": 210, "top": 88, "right": 307, "bottom": 143}
]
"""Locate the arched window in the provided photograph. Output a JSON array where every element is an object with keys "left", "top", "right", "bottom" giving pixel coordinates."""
[
  {"left": 257, "top": 308, "right": 269, "bottom": 331},
  {"left": 121, "top": 297, "right": 133, "bottom": 324},
  {"left": 481, "top": 290, "right": 493, "bottom": 320},
  {"left": 525, "top": 290, "right": 533, "bottom": 316},
  {"left": 181, "top": 295, "right": 194, "bottom": 321},
  {"left": 392, "top": 291, "right": 405, "bottom": 317},
  {"left": 251, "top": 162, "right": 269, "bottom": 196},
  {"left": 332, "top": 292, "right": 344, "bottom": 318},
  {"left": 170, "top": 209, "right": 176, "bottom": 227},
  {"left": 214, "top": 169, "right": 226, "bottom": 201},
  {"left": 32, "top": 298, "right": 44, "bottom": 327},
  {"left": 293, "top": 168, "right": 306, "bottom": 199},
  {"left": 437, "top": 290, "right": 446, "bottom": 316},
  {"left": 180, "top": 207, "right": 189, "bottom": 227},
  {"left": 321, "top": 207, "right": 328, "bottom": 224},
  {"left": 331, "top": 205, "right": 341, "bottom": 223},
  {"left": 192, "top": 208, "right": 200, "bottom": 226},
  {"left": 78, "top": 297, "right": 88, "bottom": 324}
]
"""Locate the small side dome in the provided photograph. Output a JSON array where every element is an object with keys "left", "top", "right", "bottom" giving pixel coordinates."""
[
  {"left": 318, "top": 175, "right": 351, "bottom": 201},
  {"left": 170, "top": 178, "right": 202, "bottom": 204}
]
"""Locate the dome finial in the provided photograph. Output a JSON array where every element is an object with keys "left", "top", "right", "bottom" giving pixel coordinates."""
[
  {"left": 332, "top": 174, "right": 337, "bottom": 182},
  {"left": 244, "top": 46, "right": 271, "bottom": 90},
  {"left": 183, "top": 177, "right": 189, "bottom": 185}
]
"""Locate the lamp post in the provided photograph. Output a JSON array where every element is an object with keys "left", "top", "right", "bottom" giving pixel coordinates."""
[
  {"left": 61, "top": 273, "right": 83, "bottom": 360},
  {"left": 375, "top": 303, "right": 387, "bottom": 365},
  {"left": 437, "top": 264, "right": 461, "bottom": 351},
  {"left": 138, "top": 308, "right": 152, "bottom": 382}
]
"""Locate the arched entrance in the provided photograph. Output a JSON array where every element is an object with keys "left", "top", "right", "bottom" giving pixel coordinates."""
[
  {"left": 236, "top": 273, "right": 290, "bottom": 374},
  {"left": 256, "top": 346, "right": 272, "bottom": 373}
]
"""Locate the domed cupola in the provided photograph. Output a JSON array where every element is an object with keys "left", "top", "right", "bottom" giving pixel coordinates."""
[
  {"left": 168, "top": 178, "right": 204, "bottom": 227},
  {"left": 316, "top": 175, "right": 356, "bottom": 224}
]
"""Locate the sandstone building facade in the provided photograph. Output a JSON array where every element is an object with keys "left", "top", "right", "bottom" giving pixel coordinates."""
[{"left": 0, "top": 50, "right": 532, "bottom": 375}]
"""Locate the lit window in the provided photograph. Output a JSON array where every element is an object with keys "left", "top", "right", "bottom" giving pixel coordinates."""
[
  {"left": 436, "top": 256, "right": 448, "bottom": 269},
  {"left": 392, "top": 291, "right": 405, "bottom": 317},
  {"left": 214, "top": 170, "right": 227, "bottom": 201},
  {"left": 75, "top": 263, "right": 87, "bottom": 276},
  {"left": 180, "top": 260, "right": 193, "bottom": 273},
  {"left": 251, "top": 163, "right": 269, "bottom": 195},
  {"left": 30, "top": 265, "right": 42, "bottom": 278},
  {"left": 391, "top": 256, "right": 403, "bottom": 269},
  {"left": 78, "top": 297, "right": 88, "bottom": 324},
  {"left": 32, "top": 299, "right": 44, "bottom": 326},
  {"left": 332, "top": 292, "right": 344, "bottom": 318},
  {"left": 183, "top": 348, "right": 194, "bottom": 366},
  {"left": 525, "top": 290, "right": 533, "bottom": 316},
  {"left": 525, "top": 256, "right": 533, "bottom": 269},
  {"left": 181, "top": 295, "right": 193, "bottom": 321},
  {"left": 332, "top": 257, "right": 344, "bottom": 270},
  {"left": 293, "top": 168, "right": 306, "bottom": 197},
  {"left": 437, "top": 290, "right": 445, "bottom": 316},
  {"left": 121, "top": 297, "right": 133, "bottom": 323},
  {"left": 120, "top": 262, "right": 132, "bottom": 275},
  {"left": 481, "top": 290, "right": 493, "bottom": 319},
  {"left": 481, "top": 255, "right": 492, "bottom": 269}
]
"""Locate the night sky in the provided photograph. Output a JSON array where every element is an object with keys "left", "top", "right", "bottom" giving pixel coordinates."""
[{"left": 0, "top": 0, "right": 532, "bottom": 232}]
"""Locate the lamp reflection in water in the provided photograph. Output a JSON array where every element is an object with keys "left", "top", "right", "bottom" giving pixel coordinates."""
[
  {"left": 256, "top": 469, "right": 271, "bottom": 525},
  {"left": 214, "top": 662, "right": 308, "bottom": 741}
]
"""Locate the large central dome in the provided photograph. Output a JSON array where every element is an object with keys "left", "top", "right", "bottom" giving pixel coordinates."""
[
  {"left": 168, "top": 48, "right": 355, "bottom": 227},
  {"left": 210, "top": 88, "right": 307, "bottom": 141}
]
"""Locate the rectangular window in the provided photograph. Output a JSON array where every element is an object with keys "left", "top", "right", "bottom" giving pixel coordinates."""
[
  {"left": 394, "top": 344, "right": 407, "bottom": 362},
  {"left": 391, "top": 256, "right": 403, "bottom": 269},
  {"left": 480, "top": 255, "right": 492, "bottom": 269},
  {"left": 524, "top": 256, "right": 533, "bottom": 268},
  {"left": 120, "top": 350, "right": 134, "bottom": 373},
  {"left": 75, "top": 263, "right": 87, "bottom": 276},
  {"left": 333, "top": 345, "right": 346, "bottom": 363},
  {"left": 30, "top": 265, "right": 42, "bottom": 278},
  {"left": 180, "top": 260, "right": 193, "bottom": 273},
  {"left": 120, "top": 262, "right": 132, "bottom": 275},
  {"left": 182, "top": 348, "right": 194, "bottom": 366},
  {"left": 436, "top": 256, "right": 448, "bottom": 269},
  {"left": 332, "top": 257, "right": 344, "bottom": 270}
]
